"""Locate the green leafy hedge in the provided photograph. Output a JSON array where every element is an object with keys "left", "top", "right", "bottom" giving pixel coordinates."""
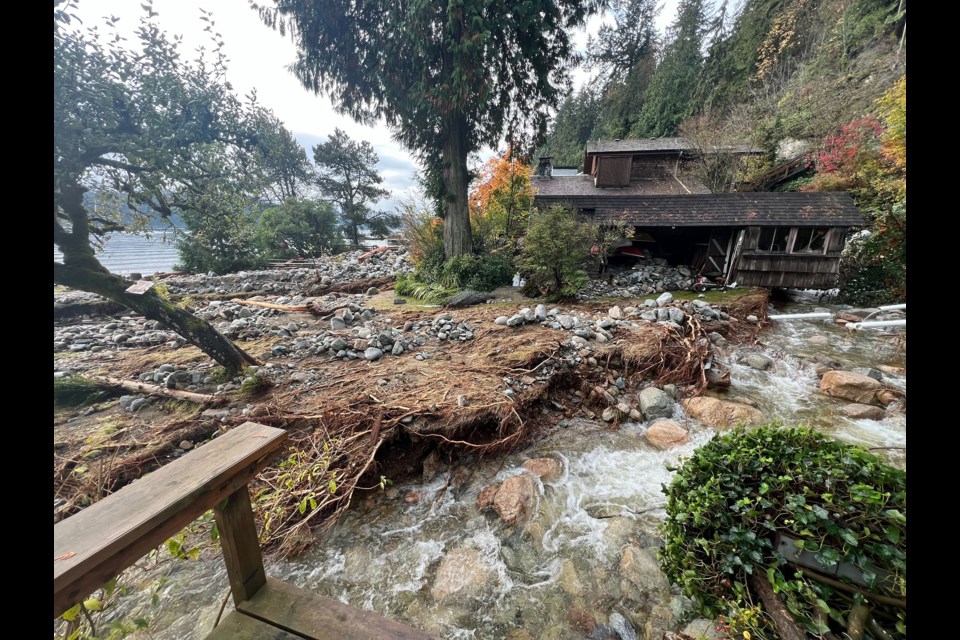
[{"left": 660, "top": 425, "right": 906, "bottom": 637}]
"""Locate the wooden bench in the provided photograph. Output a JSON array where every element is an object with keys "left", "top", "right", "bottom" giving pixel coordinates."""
[{"left": 54, "top": 421, "right": 435, "bottom": 640}]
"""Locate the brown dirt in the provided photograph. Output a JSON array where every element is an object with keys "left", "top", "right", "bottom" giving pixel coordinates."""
[{"left": 54, "top": 288, "right": 767, "bottom": 554}]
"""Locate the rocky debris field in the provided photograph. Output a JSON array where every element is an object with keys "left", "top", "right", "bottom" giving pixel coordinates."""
[{"left": 578, "top": 261, "right": 699, "bottom": 300}]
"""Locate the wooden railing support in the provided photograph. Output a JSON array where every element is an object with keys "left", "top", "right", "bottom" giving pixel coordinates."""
[{"left": 214, "top": 486, "right": 267, "bottom": 606}]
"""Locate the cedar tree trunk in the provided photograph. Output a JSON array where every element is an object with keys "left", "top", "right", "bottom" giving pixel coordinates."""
[{"left": 441, "top": 112, "right": 473, "bottom": 259}]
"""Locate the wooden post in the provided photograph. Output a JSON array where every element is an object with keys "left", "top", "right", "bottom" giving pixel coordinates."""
[{"left": 214, "top": 487, "right": 267, "bottom": 606}]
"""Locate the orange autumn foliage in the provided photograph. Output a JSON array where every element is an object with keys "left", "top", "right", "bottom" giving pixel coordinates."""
[{"left": 469, "top": 148, "right": 535, "bottom": 241}]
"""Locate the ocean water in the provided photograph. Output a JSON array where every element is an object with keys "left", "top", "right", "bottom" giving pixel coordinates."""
[{"left": 53, "top": 230, "right": 182, "bottom": 276}]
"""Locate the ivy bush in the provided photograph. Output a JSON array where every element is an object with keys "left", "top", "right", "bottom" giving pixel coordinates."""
[
  {"left": 660, "top": 425, "right": 906, "bottom": 637},
  {"left": 837, "top": 203, "right": 906, "bottom": 306}
]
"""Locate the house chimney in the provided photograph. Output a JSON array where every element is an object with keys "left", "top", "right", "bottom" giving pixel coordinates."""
[{"left": 536, "top": 156, "right": 553, "bottom": 179}]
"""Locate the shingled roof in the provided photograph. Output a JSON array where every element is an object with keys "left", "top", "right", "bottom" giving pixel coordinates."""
[
  {"left": 585, "top": 137, "right": 763, "bottom": 155},
  {"left": 533, "top": 192, "right": 865, "bottom": 227},
  {"left": 532, "top": 174, "right": 710, "bottom": 197}
]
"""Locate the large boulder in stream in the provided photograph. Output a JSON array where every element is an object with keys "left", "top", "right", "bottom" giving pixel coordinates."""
[
  {"left": 618, "top": 546, "right": 670, "bottom": 595},
  {"left": 645, "top": 419, "right": 689, "bottom": 449},
  {"left": 639, "top": 387, "right": 674, "bottom": 420},
  {"left": 682, "top": 396, "right": 764, "bottom": 429},
  {"left": 430, "top": 547, "right": 492, "bottom": 602},
  {"left": 820, "top": 370, "right": 882, "bottom": 405},
  {"left": 522, "top": 457, "right": 563, "bottom": 482},
  {"left": 491, "top": 473, "right": 537, "bottom": 524},
  {"left": 840, "top": 403, "right": 886, "bottom": 420}
]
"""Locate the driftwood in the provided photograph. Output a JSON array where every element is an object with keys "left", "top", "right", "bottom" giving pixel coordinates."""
[
  {"left": 751, "top": 573, "right": 807, "bottom": 640},
  {"left": 357, "top": 246, "right": 398, "bottom": 262},
  {"left": 92, "top": 376, "right": 226, "bottom": 405},
  {"left": 229, "top": 298, "right": 329, "bottom": 317}
]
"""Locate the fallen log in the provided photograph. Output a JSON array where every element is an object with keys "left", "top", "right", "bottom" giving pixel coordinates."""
[
  {"left": 230, "top": 298, "right": 329, "bottom": 317},
  {"left": 92, "top": 376, "right": 226, "bottom": 405},
  {"left": 231, "top": 298, "right": 309, "bottom": 312},
  {"left": 357, "top": 246, "right": 398, "bottom": 262},
  {"left": 751, "top": 573, "right": 807, "bottom": 640}
]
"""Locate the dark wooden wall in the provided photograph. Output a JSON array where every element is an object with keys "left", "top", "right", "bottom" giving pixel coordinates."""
[
  {"left": 596, "top": 156, "right": 633, "bottom": 187},
  {"left": 630, "top": 154, "right": 679, "bottom": 179},
  {"left": 735, "top": 226, "right": 848, "bottom": 289}
]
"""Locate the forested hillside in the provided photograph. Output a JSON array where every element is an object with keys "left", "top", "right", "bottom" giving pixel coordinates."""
[
  {"left": 538, "top": 0, "right": 906, "bottom": 303},
  {"left": 539, "top": 0, "right": 905, "bottom": 169}
]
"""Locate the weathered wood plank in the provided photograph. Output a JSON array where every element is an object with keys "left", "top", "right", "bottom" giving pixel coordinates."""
[
  {"left": 239, "top": 578, "right": 438, "bottom": 640},
  {"left": 54, "top": 422, "right": 287, "bottom": 618},
  {"left": 215, "top": 487, "right": 267, "bottom": 606},
  {"left": 205, "top": 610, "right": 303, "bottom": 640}
]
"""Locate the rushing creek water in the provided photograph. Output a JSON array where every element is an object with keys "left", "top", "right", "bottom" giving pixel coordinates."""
[{"left": 98, "top": 295, "right": 906, "bottom": 639}]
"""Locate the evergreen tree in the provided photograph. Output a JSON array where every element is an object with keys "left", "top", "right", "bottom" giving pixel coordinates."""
[
  {"left": 312, "top": 129, "right": 396, "bottom": 247},
  {"left": 254, "top": 0, "right": 603, "bottom": 260},
  {"left": 631, "top": 0, "right": 709, "bottom": 137},
  {"left": 537, "top": 88, "right": 601, "bottom": 168}
]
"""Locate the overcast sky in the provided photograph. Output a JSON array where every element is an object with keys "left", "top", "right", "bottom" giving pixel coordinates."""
[{"left": 70, "top": 0, "right": 680, "bottom": 214}]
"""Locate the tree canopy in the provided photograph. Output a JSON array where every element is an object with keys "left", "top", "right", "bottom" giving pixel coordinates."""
[
  {"left": 312, "top": 128, "right": 395, "bottom": 246},
  {"left": 253, "top": 0, "right": 604, "bottom": 259},
  {"left": 54, "top": 2, "right": 273, "bottom": 373}
]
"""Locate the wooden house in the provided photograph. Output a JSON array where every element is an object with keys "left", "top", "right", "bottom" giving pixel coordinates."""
[{"left": 533, "top": 138, "right": 864, "bottom": 289}]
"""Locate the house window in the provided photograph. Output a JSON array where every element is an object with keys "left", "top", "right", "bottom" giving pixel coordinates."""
[
  {"left": 757, "top": 227, "right": 791, "bottom": 252},
  {"left": 792, "top": 227, "right": 829, "bottom": 254}
]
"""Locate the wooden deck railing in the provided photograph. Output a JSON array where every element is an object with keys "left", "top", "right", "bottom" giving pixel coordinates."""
[{"left": 54, "top": 421, "right": 434, "bottom": 640}]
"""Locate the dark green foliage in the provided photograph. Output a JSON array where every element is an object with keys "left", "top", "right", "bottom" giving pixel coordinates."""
[
  {"left": 837, "top": 203, "right": 905, "bottom": 305},
  {"left": 536, "top": 88, "right": 602, "bottom": 168},
  {"left": 312, "top": 128, "right": 396, "bottom": 246},
  {"left": 254, "top": 0, "right": 603, "bottom": 259},
  {"left": 394, "top": 275, "right": 458, "bottom": 305},
  {"left": 439, "top": 253, "right": 514, "bottom": 291},
  {"left": 661, "top": 425, "right": 906, "bottom": 637},
  {"left": 54, "top": 376, "right": 112, "bottom": 408},
  {"left": 258, "top": 198, "right": 345, "bottom": 259},
  {"left": 518, "top": 206, "right": 595, "bottom": 301},
  {"left": 631, "top": 0, "right": 708, "bottom": 137}
]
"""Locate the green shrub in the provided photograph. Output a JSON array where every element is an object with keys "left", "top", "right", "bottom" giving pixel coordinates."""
[
  {"left": 517, "top": 205, "right": 595, "bottom": 301},
  {"left": 394, "top": 275, "right": 457, "bottom": 305},
  {"left": 660, "top": 425, "right": 906, "bottom": 637},
  {"left": 439, "top": 252, "right": 514, "bottom": 291},
  {"left": 837, "top": 203, "right": 905, "bottom": 305}
]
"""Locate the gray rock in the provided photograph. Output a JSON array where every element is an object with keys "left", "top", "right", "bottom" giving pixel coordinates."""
[
  {"left": 656, "top": 292, "right": 673, "bottom": 307},
  {"left": 330, "top": 316, "right": 347, "bottom": 330},
  {"left": 366, "top": 286, "right": 380, "bottom": 296},
  {"left": 852, "top": 367, "right": 884, "bottom": 381},
  {"left": 663, "top": 383, "right": 679, "bottom": 399},
  {"left": 342, "top": 310, "right": 354, "bottom": 323},
  {"left": 640, "top": 311, "right": 657, "bottom": 322},
  {"left": 444, "top": 290, "right": 494, "bottom": 308},
  {"left": 521, "top": 308, "right": 536, "bottom": 322},
  {"left": 378, "top": 331, "right": 395, "bottom": 346},
  {"left": 360, "top": 309, "right": 374, "bottom": 320},
  {"left": 656, "top": 308, "right": 670, "bottom": 322},
  {"left": 668, "top": 307, "right": 686, "bottom": 324},
  {"left": 557, "top": 315, "right": 575, "bottom": 330},
  {"left": 644, "top": 299, "right": 657, "bottom": 308},
  {"left": 639, "top": 387, "right": 674, "bottom": 420},
  {"left": 598, "top": 318, "right": 614, "bottom": 330},
  {"left": 682, "top": 619, "right": 724, "bottom": 640},
  {"left": 330, "top": 337, "right": 347, "bottom": 352},
  {"left": 609, "top": 305, "right": 623, "bottom": 319},
  {"left": 391, "top": 341, "right": 405, "bottom": 355},
  {"left": 608, "top": 612, "right": 638, "bottom": 640},
  {"left": 534, "top": 304, "right": 547, "bottom": 321},
  {"left": 179, "top": 440, "right": 194, "bottom": 451},
  {"left": 364, "top": 347, "right": 384, "bottom": 361},
  {"left": 746, "top": 314, "right": 759, "bottom": 323},
  {"left": 494, "top": 316, "right": 509, "bottom": 325},
  {"left": 507, "top": 314, "right": 525, "bottom": 327},
  {"left": 393, "top": 298, "right": 407, "bottom": 305},
  {"left": 742, "top": 353, "right": 773, "bottom": 370}
]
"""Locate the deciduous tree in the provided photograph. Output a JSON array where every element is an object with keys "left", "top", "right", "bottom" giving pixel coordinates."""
[{"left": 54, "top": 3, "right": 260, "bottom": 374}]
